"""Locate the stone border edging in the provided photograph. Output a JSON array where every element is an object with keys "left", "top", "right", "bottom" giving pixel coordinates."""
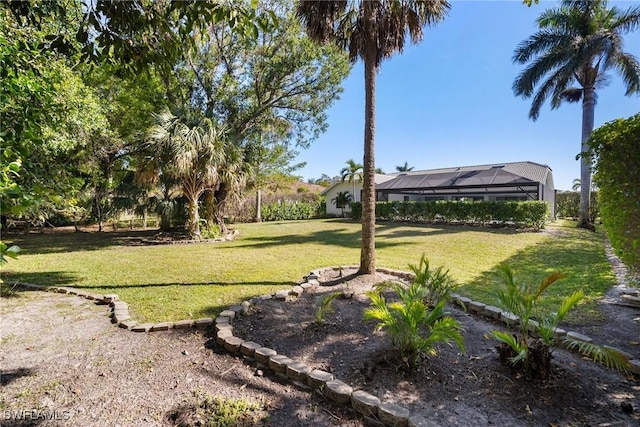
[{"left": 15, "top": 267, "right": 640, "bottom": 427}]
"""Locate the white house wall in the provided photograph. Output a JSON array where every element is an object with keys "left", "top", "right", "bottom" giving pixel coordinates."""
[{"left": 324, "top": 182, "right": 360, "bottom": 216}]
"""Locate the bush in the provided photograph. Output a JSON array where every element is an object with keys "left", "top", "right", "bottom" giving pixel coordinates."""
[
  {"left": 364, "top": 257, "right": 464, "bottom": 368},
  {"left": 351, "top": 200, "right": 549, "bottom": 229},
  {"left": 555, "top": 191, "right": 599, "bottom": 222},
  {"left": 589, "top": 113, "right": 640, "bottom": 270}
]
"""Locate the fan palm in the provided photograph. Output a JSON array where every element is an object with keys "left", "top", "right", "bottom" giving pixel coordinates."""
[
  {"left": 513, "top": 0, "right": 640, "bottom": 229},
  {"left": 297, "top": 0, "right": 450, "bottom": 274},
  {"left": 340, "top": 159, "right": 363, "bottom": 203},
  {"left": 331, "top": 190, "right": 353, "bottom": 217},
  {"left": 145, "top": 109, "right": 227, "bottom": 240}
]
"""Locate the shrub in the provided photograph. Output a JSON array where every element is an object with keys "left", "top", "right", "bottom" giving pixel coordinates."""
[
  {"left": 364, "top": 258, "right": 464, "bottom": 367},
  {"left": 315, "top": 292, "right": 341, "bottom": 324},
  {"left": 351, "top": 200, "right": 549, "bottom": 229},
  {"left": 408, "top": 254, "right": 458, "bottom": 307},
  {"left": 491, "top": 265, "right": 630, "bottom": 380},
  {"left": 589, "top": 113, "right": 640, "bottom": 270}
]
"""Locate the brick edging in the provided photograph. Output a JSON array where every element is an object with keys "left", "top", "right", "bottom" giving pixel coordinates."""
[{"left": 16, "top": 268, "right": 640, "bottom": 427}]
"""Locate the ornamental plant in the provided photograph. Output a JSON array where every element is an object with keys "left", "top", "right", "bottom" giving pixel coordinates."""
[
  {"left": 364, "top": 257, "right": 464, "bottom": 368},
  {"left": 491, "top": 265, "right": 630, "bottom": 380}
]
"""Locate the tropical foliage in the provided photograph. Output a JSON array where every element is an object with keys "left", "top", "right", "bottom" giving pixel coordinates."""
[
  {"left": 315, "top": 292, "right": 342, "bottom": 324},
  {"left": 589, "top": 113, "right": 640, "bottom": 270},
  {"left": 340, "top": 159, "right": 363, "bottom": 203},
  {"left": 331, "top": 191, "right": 353, "bottom": 217},
  {"left": 408, "top": 254, "right": 458, "bottom": 307},
  {"left": 364, "top": 257, "right": 464, "bottom": 367},
  {"left": 297, "top": 0, "right": 450, "bottom": 274},
  {"left": 491, "top": 265, "right": 629, "bottom": 380},
  {"left": 512, "top": 0, "right": 640, "bottom": 229}
]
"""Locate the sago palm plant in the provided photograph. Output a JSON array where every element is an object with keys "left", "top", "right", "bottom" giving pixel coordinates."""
[
  {"left": 364, "top": 273, "right": 464, "bottom": 368},
  {"left": 491, "top": 264, "right": 630, "bottom": 380},
  {"left": 408, "top": 253, "right": 458, "bottom": 307}
]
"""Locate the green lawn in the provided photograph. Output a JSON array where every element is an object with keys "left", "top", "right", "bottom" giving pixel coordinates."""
[{"left": 2, "top": 219, "right": 615, "bottom": 323}]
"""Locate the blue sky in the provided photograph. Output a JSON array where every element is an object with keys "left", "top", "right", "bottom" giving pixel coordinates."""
[{"left": 294, "top": 1, "right": 640, "bottom": 191}]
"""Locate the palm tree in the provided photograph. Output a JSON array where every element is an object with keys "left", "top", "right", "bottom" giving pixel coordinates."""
[
  {"left": 513, "top": 0, "right": 640, "bottom": 229},
  {"left": 331, "top": 190, "right": 353, "bottom": 217},
  {"left": 396, "top": 161, "right": 414, "bottom": 172},
  {"left": 297, "top": 0, "right": 450, "bottom": 274},
  {"left": 144, "top": 109, "right": 227, "bottom": 240},
  {"left": 340, "top": 159, "right": 363, "bottom": 203}
]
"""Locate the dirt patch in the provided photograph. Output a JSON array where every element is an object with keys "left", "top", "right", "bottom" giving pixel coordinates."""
[
  {"left": 233, "top": 268, "right": 640, "bottom": 426},
  {"left": 0, "top": 291, "right": 363, "bottom": 426}
]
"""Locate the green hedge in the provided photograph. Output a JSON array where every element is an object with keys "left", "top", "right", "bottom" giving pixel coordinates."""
[
  {"left": 350, "top": 201, "right": 549, "bottom": 229},
  {"left": 555, "top": 191, "right": 599, "bottom": 222},
  {"left": 261, "top": 199, "right": 324, "bottom": 221},
  {"left": 589, "top": 113, "right": 640, "bottom": 270}
]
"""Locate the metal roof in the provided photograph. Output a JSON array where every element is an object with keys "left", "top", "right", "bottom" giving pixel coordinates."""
[{"left": 376, "top": 161, "right": 551, "bottom": 192}]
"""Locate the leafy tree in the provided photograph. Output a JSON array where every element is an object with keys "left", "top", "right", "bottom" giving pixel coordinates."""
[
  {"left": 395, "top": 161, "right": 414, "bottom": 172},
  {"left": 3, "top": 0, "right": 275, "bottom": 73},
  {"left": 589, "top": 113, "right": 640, "bottom": 270},
  {"left": 512, "top": 0, "right": 640, "bottom": 230},
  {"left": 331, "top": 191, "right": 353, "bottom": 217},
  {"left": 171, "top": 0, "right": 350, "bottom": 228},
  {"left": 340, "top": 159, "right": 363, "bottom": 203},
  {"left": 297, "top": 0, "right": 450, "bottom": 274},
  {"left": 143, "top": 109, "right": 230, "bottom": 240}
]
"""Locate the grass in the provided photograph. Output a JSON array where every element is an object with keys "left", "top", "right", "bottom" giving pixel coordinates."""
[{"left": 2, "top": 218, "right": 615, "bottom": 323}]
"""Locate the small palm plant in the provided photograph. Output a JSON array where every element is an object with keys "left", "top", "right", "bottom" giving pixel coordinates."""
[
  {"left": 331, "top": 191, "right": 352, "bottom": 217},
  {"left": 409, "top": 254, "right": 458, "bottom": 307},
  {"left": 364, "top": 262, "right": 465, "bottom": 368},
  {"left": 315, "top": 292, "right": 341, "bottom": 325},
  {"left": 491, "top": 265, "right": 630, "bottom": 380}
]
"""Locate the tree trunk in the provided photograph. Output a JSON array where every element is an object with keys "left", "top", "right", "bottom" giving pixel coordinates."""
[
  {"left": 185, "top": 193, "right": 201, "bottom": 240},
  {"left": 204, "top": 190, "right": 216, "bottom": 228},
  {"left": 142, "top": 208, "right": 148, "bottom": 229},
  {"left": 255, "top": 189, "right": 262, "bottom": 222},
  {"left": 579, "top": 86, "right": 596, "bottom": 230},
  {"left": 213, "top": 182, "right": 230, "bottom": 235},
  {"left": 359, "top": 2, "right": 377, "bottom": 275}
]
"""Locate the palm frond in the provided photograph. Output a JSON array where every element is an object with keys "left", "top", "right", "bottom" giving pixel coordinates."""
[{"left": 564, "top": 339, "right": 631, "bottom": 373}]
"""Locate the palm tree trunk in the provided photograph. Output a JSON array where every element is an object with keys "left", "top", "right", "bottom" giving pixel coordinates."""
[
  {"left": 255, "top": 189, "right": 262, "bottom": 222},
  {"left": 360, "top": 2, "right": 377, "bottom": 275},
  {"left": 579, "top": 86, "right": 596, "bottom": 230}
]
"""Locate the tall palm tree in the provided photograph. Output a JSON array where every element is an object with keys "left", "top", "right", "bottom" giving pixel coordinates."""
[
  {"left": 340, "top": 159, "right": 363, "bottom": 203},
  {"left": 297, "top": 0, "right": 450, "bottom": 274},
  {"left": 144, "top": 109, "right": 227, "bottom": 240},
  {"left": 513, "top": 0, "right": 640, "bottom": 229},
  {"left": 396, "top": 161, "right": 414, "bottom": 172}
]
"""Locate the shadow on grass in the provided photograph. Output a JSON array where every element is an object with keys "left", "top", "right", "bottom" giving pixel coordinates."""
[
  {"left": 1, "top": 272, "right": 80, "bottom": 288},
  {"left": 2, "top": 229, "right": 161, "bottom": 255},
  {"left": 460, "top": 227, "right": 613, "bottom": 319}
]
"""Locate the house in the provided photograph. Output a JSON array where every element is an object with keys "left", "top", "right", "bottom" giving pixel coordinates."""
[
  {"left": 321, "top": 174, "right": 395, "bottom": 216},
  {"left": 321, "top": 161, "right": 556, "bottom": 217}
]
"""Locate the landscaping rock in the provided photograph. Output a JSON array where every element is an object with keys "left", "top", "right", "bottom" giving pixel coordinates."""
[
  {"left": 194, "top": 318, "right": 213, "bottom": 328},
  {"left": 467, "top": 300, "right": 486, "bottom": 314},
  {"left": 286, "top": 361, "right": 312, "bottom": 382},
  {"left": 274, "top": 290, "right": 290, "bottom": 301},
  {"left": 378, "top": 402, "right": 410, "bottom": 427},
  {"left": 215, "top": 316, "right": 230, "bottom": 324},
  {"left": 240, "top": 341, "right": 262, "bottom": 358},
  {"left": 113, "top": 313, "right": 131, "bottom": 324},
  {"left": 307, "top": 279, "right": 320, "bottom": 286},
  {"left": 173, "top": 319, "right": 195, "bottom": 329},
  {"left": 501, "top": 311, "right": 519, "bottom": 327},
  {"left": 269, "top": 355, "right": 293, "bottom": 373},
  {"left": 151, "top": 322, "right": 172, "bottom": 332},
  {"left": 240, "top": 301, "right": 251, "bottom": 315},
  {"left": 223, "top": 336, "right": 243, "bottom": 354},
  {"left": 307, "top": 369, "right": 334, "bottom": 388},
  {"left": 219, "top": 310, "right": 236, "bottom": 320},
  {"left": 351, "top": 390, "right": 380, "bottom": 417},
  {"left": 215, "top": 323, "right": 233, "bottom": 333},
  {"left": 118, "top": 320, "right": 138, "bottom": 330},
  {"left": 483, "top": 305, "right": 502, "bottom": 319},
  {"left": 300, "top": 283, "right": 313, "bottom": 290},
  {"left": 228, "top": 305, "right": 243, "bottom": 315},
  {"left": 566, "top": 331, "right": 592, "bottom": 343},
  {"left": 216, "top": 329, "right": 233, "bottom": 345},
  {"left": 553, "top": 327, "right": 567, "bottom": 339},
  {"left": 291, "top": 285, "right": 304, "bottom": 297},
  {"left": 131, "top": 323, "right": 154, "bottom": 333},
  {"left": 621, "top": 294, "right": 640, "bottom": 307},
  {"left": 629, "top": 360, "right": 640, "bottom": 375},
  {"left": 324, "top": 380, "right": 352, "bottom": 404},
  {"left": 254, "top": 347, "right": 277, "bottom": 365},
  {"left": 259, "top": 294, "right": 272, "bottom": 301}
]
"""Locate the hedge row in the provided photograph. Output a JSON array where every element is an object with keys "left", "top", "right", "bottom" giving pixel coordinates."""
[
  {"left": 350, "top": 201, "right": 549, "bottom": 229},
  {"left": 261, "top": 199, "right": 324, "bottom": 221}
]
